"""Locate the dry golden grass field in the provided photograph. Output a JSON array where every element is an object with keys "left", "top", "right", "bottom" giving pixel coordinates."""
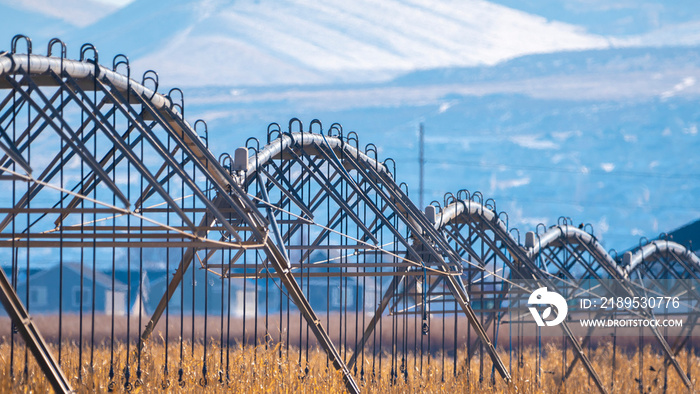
[{"left": 0, "top": 339, "right": 698, "bottom": 393}]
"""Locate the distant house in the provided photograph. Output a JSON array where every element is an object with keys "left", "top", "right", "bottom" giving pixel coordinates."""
[
  {"left": 147, "top": 266, "right": 257, "bottom": 317},
  {"left": 298, "top": 276, "right": 365, "bottom": 313},
  {"left": 112, "top": 268, "right": 157, "bottom": 316},
  {"left": 13, "top": 263, "right": 128, "bottom": 315},
  {"left": 146, "top": 267, "right": 367, "bottom": 317},
  {"left": 1, "top": 260, "right": 370, "bottom": 318}
]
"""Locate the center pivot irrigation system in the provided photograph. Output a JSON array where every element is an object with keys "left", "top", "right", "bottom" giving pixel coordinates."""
[{"left": 0, "top": 36, "right": 698, "bottom": 393}]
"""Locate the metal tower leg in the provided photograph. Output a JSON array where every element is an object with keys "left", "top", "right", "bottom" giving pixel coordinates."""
[
  {"left": 261, "top": 236, "right": 361, "bottom": 394},
  {"left": 347, "top": 274, "right": 405, "bottom": 370},
  {"left": 0, "top": 268, "right": 72, "bottom": 393},
  {"left": 647, "top": 323, "right": 692, "bottom": 388},
  {"left": 558, "top": 321, "right": 608, "bottom": 393},
  {"left": 140, "top": 209, "right": 214, "bottom": 344},
  {"left": 348, "top": 271, "right": 514, "bottom": 387},
  {"left": 140, "top": 244, "right": 199, "bottom": 344},
  {"left": 442, "top": 275, "right": 513, "bottom": 386}
]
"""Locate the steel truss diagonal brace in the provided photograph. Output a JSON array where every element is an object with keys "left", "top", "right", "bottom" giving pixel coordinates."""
[
  {"left": 55, "top": 72, "right": 198, "bottom": 231},
  {"left": 137, "top": 197, "right": 361, "bottom": 393},
  {"left": 4, "top": 75, "right": 130, "bottom": 208},
  {"left": 347, "top": 272, "right": 406, "bottom": 370},
  {"left": 140, "top": 196, "right": 226, "bottom": 344},
  {"left": 502, "top": 265, "right": 606, "bottom": 389},
  {"left": 558, "top": 320, "right": 608, "bottom": 393},
  {"left": 257, "top": 173, "right": 290, "bottom": 266},
  {"left": 348, "top": 268, "right": 513, "bottom": 386},
  {"left": 0, "top": 133, "right": 31, "bottom": 174},
  {"left": 262, "top": 237, "right": 361, "bottom": 394},
  {"left": 0, "top": 268, "right": 72, "bottom": 393},
  {"left": 442, "top": 275, "right": 513, "bottom": 385},
  {"left": 450, "top": 216, "right": 608, "bottom": 392},
  {"left": 639, "top": 310, "right": 692, "bottom": 388},
  {"left": 553, "top": 241, "right": 691, "bottom": 389}
]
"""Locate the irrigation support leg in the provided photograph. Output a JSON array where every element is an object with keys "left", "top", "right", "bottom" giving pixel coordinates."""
[
  {"left": 562, "top": 311, "right": 603, "bottom": 383},
  {"left": 140, "top": 209, "right": 214, "bottom": 344},
  {"left": 347, "top": 273, "right": 406, "bottom": 370},
  {"left": 558, "top": 321, "right": 608, "bottom": 394},
  {"left": 140, "top": 244, "right": 198, "bottom": 345},
  {"left": 262, "top": 236, "right": 361, "bottom": 394},
  {"left": 647, "top": 321, "right": 692, "bottom": 388},
  {"left": 0, "top": 267, "right": 73, "bottom": 394},
  {"left": 443, "top": 274, "right": 513, "bottom": 386},
  {"left": 563, "top": 311, "right": 691, "bottom": 391}
]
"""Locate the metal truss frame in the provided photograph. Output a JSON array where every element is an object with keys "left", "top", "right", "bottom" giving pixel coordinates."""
[
  {"left": 528, "top": 225, "right": 694, "bottom": 390},
  {"left": 623, "top": 240, "right": 700, "bottom": 381},
  {"left": 0, "top": 47, "right": 360, "bottom": 393},
  {"left": 1, "top": 37, "right": 698, "bottom": 394}
]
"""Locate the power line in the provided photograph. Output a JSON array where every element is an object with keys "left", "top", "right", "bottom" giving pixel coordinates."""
[{"left": 423, "top": 158, "right": 700, "bottom": 180}]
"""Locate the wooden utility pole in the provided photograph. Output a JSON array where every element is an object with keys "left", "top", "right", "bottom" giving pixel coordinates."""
[{"left": 419, "top": 123, "right": 425, "bottom": 209}]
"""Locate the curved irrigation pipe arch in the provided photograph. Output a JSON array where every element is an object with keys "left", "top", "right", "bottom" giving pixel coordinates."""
[
  {"left": 0, "top": 35, "right": 698, "bottom": 394},
  {"left": 0, "top": 40, "right": 513, "bottom": 393},
  {"left": 525, "top": 225, "right": 695, "bottom": 389},
  {"left": 0, "top": 43, "right": 364, "bottom": 393},
  {"left": 428, "top": 198, "right": 613, "bottom": 392},
  {"left": 212, "top": 122, "right": 511, "bottom": 386}
]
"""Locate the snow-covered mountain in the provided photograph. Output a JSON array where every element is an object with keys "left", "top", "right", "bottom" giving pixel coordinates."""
[
  {"left": 489, "top": 0, "right": 700, "bottom": 36},
  {"left": 4, "top": 0, "right": 700, "bottom": 87},
  {"left": 59, "top": 0, "right": 610, "bottom": 86}
]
